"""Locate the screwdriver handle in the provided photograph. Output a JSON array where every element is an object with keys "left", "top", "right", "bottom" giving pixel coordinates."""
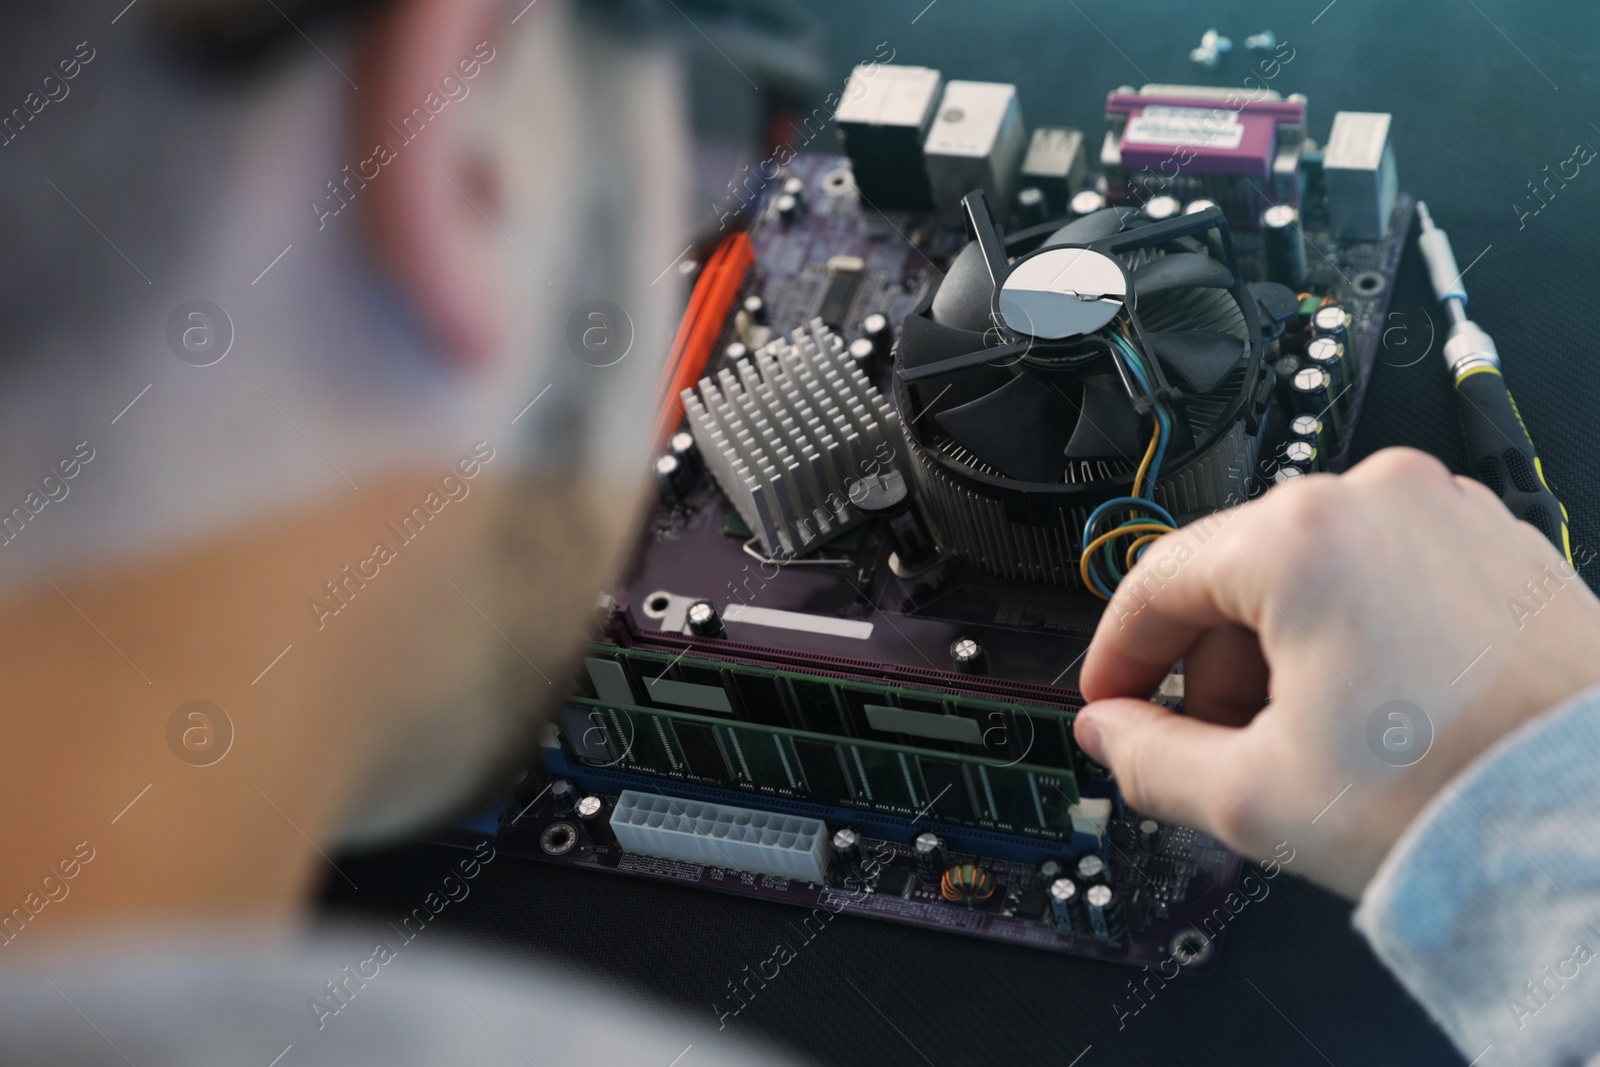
[{"left": 1454, "top": 365, "right": 1572, "bottom": 563}]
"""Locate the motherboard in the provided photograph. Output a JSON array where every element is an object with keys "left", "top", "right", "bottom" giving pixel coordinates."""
[{"left": 447, "top": 73, "right": 1411, "bottom": 974}]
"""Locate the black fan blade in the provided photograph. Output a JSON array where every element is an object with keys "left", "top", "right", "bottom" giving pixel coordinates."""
[
  {"left": 896, "top": 313, "right": 1013, "bottom": 413},
  {"left": 934, "top": 370, "right": 1079, "bottom": 482},
  {"left": 1130, "top": 253, "right": 1235, "bottom": 295},
  {"left": 929, "top": 243, "right": 998, "bottom": 332},
  {"left": 1149, "top": 330, "right": 1245, "bottom": 395},
  {"left": 1042, "top": 207, "right": 1135, "bottom": 248},
  {"left": 1064, "top": 374, "right": 1145, "bottom": 460}
]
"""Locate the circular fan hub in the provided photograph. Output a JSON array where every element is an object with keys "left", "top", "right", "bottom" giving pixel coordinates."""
[{"left": 997, "top": 247, "right": 1126, "bottom": 340}]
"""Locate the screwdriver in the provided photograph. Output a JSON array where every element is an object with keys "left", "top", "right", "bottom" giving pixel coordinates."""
[{"left": 1415, "top": 201, "right": 1572, "bottom": 563}]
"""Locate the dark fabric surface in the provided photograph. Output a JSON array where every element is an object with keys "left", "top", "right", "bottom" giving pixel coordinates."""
[{"left": 322, "top": 3, "right": 1600, "bottom": 1063}]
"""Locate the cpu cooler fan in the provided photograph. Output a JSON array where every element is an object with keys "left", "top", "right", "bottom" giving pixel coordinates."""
[{"left": 893, "top": 193, "right": 1270, "bottom": 586}]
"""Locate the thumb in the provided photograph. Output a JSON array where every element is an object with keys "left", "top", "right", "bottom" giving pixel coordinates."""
[{"left": 1075, "top": 698, "right": 1252, "bottom": 843}]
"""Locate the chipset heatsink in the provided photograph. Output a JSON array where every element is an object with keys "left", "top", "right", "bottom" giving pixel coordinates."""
[{"left": 682, "top": 319, "right": 909, "bottom": 558}]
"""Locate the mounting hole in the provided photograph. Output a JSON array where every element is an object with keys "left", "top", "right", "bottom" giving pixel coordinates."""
[
  {"left": 541, "top": 821, "right": 578, "bottom": 856},
  {"left": 1352, "top": 270, "right": 1385, "bottom": 297},
  {"left": 643, "top": 592, "right": 673, "bottom": 618},
  {"left": 821, "top": 168, "right": 855, "bottom": 196},
  {"left": 1170, "top": 929, "right": 1215, "bottom": 967}
]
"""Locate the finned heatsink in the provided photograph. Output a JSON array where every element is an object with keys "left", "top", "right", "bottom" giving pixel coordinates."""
[{"left": 682, "top": 319, "right": 908, "bottom": 557}]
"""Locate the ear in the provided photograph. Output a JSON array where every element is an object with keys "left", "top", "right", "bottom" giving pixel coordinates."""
[{"left": 358, "top": 0, "right": 507, "bottom": 366}]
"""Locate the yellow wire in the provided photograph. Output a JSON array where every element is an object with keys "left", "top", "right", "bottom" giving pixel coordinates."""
[
  {"left": 1079, "top": 522, "right": 1174, "bottom": 599},
  {"left": 1131, "top": 414, "right": 1161, "bottom": 497},
  {"left": 1124, "top": 532, "right": 1165, "bottom": 571}
]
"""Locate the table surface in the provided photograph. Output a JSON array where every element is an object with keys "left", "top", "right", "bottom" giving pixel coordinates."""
[{"left": 322, "top": 3, "right": 1600, "bottom": 1063}]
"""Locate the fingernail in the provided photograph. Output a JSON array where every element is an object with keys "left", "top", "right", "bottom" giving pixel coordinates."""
[{"left": 1074, "top": 715, "right": 1105, "bottom": 764}]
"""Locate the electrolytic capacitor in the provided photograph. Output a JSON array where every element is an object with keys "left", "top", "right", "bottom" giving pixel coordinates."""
[
  {"left": 655, "top": 453, "right": 690, "bottom": 504},
  {"left": 576, "top": 794, "right": 615, "bottom": 845},
  {"left": 1184, "top": 198, "right": 1219, "bottom": 216},
  {"left": 1290, "top": 413, "right": 1326, "bottom": 454},
  {"left": 1049, "top": 877, "right": 1087, "bottom": 934},
  {"left": 550, "top": 778, "right": 578, "bottom": 815},
  {"left": 1085, "top": 883, "right": 1126, "bottom": 941},
  {"left": 1304, "top": 336, "right": 1353, "bottom": 419},
  {"left": 742, "top": 295, "right": 769, "bottom": 325},
  {"left": 724, "top": 341, "right": 750, "bottom": 366},
  {"left": 848, "top": 470, "right": 938, "bottom": 574},
  {"left": 1273, "top": 465, "right": 1305, "bottom": 485},
  {"left": 949, "top": 637, "right": 986, "bottom": 675},
  {"left": 1069, "top": 189, "right": 1106, "bottom": 216},
  {"left": 1137, "top": 818, "right": 1162, "bottom": 853},
  {"left": 1291, "top": 365, "right": 1344, "bottom": 448},
  {"left": 1262, "top": 203, "right": 1308, "bottom": 289},
  {"left": 1075, "top": 852, "right": 1108, "bottom": 886},
  {"left": 1311, "top": 303, "right": 1352, "bottom": 350},
  {"left": 1281, "top": 438, "right": 1318, "bottom": 474},
  {"left": 1037, "top": 858, "right": 1066, "bottom": 887},
  {"left": 913, "top": 831, "right": 946, "bottom": 884},
  {"left": 774, "top": 193, "right": 799, "bottom": 223},
  {"left": 832, "top": 827, "right": 863, "bottom": 879},
  {"left": 1274, "top": 356, "right": 1302, "bottom": 407},
  {"left": 1015, "top": 186, "right": 1049, "bottom": 228},
  {"left": 1143, "top": 195, "right": 1182, "bottom": 221},
  {"left": 862, "top": 312, "right": 894, "bottom": 357},
  {"left": 685, "top": 599, "right": 725, "bottom": 638},
  {"left": 668, "top": 430, "right": 700, "bottom": 475},
  {"left": 847, "top": 336, "right": 877, "bottom": 375},
  {"left": 781, "top": 176, "right": 806, "bottom": 201}
]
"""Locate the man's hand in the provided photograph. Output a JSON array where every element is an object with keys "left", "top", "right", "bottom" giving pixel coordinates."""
[{"left": 1073, "top": 448, "right": 1600, "bottom": 898}]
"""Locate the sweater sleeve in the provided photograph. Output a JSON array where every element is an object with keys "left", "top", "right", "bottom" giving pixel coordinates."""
[{"left": 1354, "top": 685, "right": 1600, "bottom": 1067}]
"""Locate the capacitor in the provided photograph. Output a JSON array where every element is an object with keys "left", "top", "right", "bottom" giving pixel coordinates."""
[
  {"left": 1049, "top": 877, "right": 1086, "bottom": 934},
  {"left": 847, "top": 469, "right": 938, "bottom": 574},
  {"left": 781, "top": 175, "right": 806, "bottom": 201},
  {"left": 1262, "top": 203, "right": 1308, "bottom": 289},
  {"left": 668, "top": 430, "right": 700, "bottom": 474},
  {"left": 1085, "top": 883, "right": 1125, "bottom": 941},
  {"left": 1290, "top": 413, "right": 1326, "bottom": 454},
  {"left": 913, "top": 831, "right": 946, "bottom": 884},
  {"left": 1075, "top": 852, "right": 1108, "bottom": 886},
  {"left": 1273, "top": 465, "right": 1305, "bottom": 485},
  {"left": 774, "top": 193, "right": 799, "bottom": 223},
  {"left": 742, "top": 295, "right": 769, "bottom": 325},
  {"left": 1069, "top": 189, "right": 1106, "bottom": 216},
  {"left": 1143, "top": 195, "right": 1182, "bottom": 221},
  {"left": 831, "top": 827, "right": 863, "bottom": 878},
  {"left": 862, "top": 311, "right": 894, "bottom": 355},
  {"left": 576, "top": 794, "right": 615, "bottom": 845},
  {"left": 1037, "top": 858, "right": 1066, "bottom": 887},
  {"left": 550, "top": 778, "right": 578, "bottom": 815},
  {"left": 1311, "top": 303, "right": 1352, "bottom": 350},
  {"left": 1274, "top": 356, "right": 1302, "bottom": 406},
  {"left": 1136, "top": 818, "right": 1162, "bottom": 853},
  {"left": 655, "top": 453, "right": 690, "bottom": 504},
  {"left": 847, "top": 336, "right": 876, "bottom": 374},
  {"left": 949, "top": 636, "right": 986, "bottom": 675},
  {"left": 1184, "top": 198, "right": 1219, "bottom": 215},
  {"left": 1304, "top": 336, "right": 1352, "bottom": 419},
  {"left": 1015, "top": 186, "right": 1049, "bottom": 228},
  {"left": 1291, "top": 365, "right": 1343, "bottom": 448},
  {"left": 685, "top": 599, "right": 725, "bottom": 638},
  {"left": 1281, "top": 438, "right": 1318, "bottom": 474},
  {"left": 724, "top": 341, "right": 750, "bottom": 366}
]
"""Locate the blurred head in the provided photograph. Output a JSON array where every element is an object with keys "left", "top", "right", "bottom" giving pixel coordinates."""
[{"left": 0, "top": 0, "right": 694, "bottom": 912}]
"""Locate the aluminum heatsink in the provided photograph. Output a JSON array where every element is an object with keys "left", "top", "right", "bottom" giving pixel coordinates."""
[{"left": 682, "top": 319, "right": 908, "bottom": 558}]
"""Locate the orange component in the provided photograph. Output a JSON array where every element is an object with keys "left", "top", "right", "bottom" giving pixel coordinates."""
[{"left": 651, "top": 231, "right": 756, "bottom": 448}]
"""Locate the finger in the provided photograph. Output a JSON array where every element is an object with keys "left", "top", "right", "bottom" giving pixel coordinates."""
[
  {"left": 1181, "top": 623, "right": 1270, "bottom": 726},
  {"left": 1074, "top": 698, "right": 1255, "bottom": 840},
  {"left": 1080, "top": 499, "right": 1280, "bottom": 703}
]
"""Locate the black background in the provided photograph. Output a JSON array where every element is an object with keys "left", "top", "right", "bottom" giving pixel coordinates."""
[{"left": 324, "top": 2, "right": 1600, "bottom": 1064}]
